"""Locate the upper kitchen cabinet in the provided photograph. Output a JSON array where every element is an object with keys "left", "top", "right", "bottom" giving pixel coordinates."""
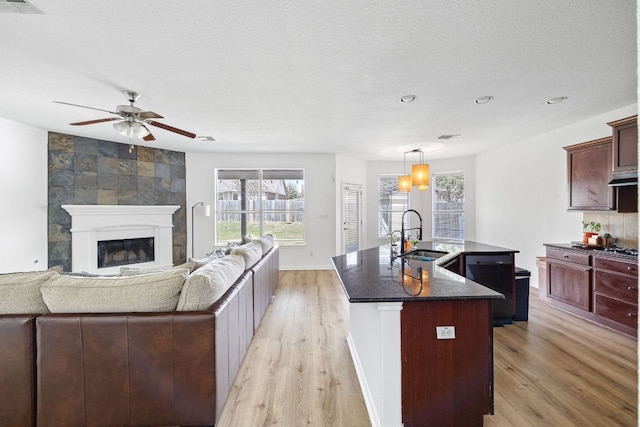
[
  {"left": 608, "top": 115, "right": 638, "bottom": 175},
  {"left": 608, "top": 115, "right": 638, "bottom": 213},
  {"left": 564, "top": 137, "right": 615, "bottom": 211}
]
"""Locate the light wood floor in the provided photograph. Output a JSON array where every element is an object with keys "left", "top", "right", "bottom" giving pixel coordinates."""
[{"left": 217, "top": 270, "right": 637, "bottom": 427}]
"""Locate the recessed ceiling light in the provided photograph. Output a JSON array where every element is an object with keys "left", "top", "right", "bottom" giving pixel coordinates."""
[
  {"left": 438, "top": 134, "right": 461, "bottom": 140},
  {"left": 547, "top": 96, "right": 568, "bottom": 105},
  {"left": 197, "top": 136, "right": 216, "bottom": 141},
  {"left": 474, "top": 96, "right": 494, "bottom": 104},
  {"left": 400, "top": 95, "right": 417, "bottom": 103}
]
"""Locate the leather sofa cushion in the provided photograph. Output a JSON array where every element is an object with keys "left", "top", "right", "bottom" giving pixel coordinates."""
[
  {"left": 177, "top": 254, "right": 245, "bottom": 311},
  {"left": 0, "top": 269, "right": 59, "bottom": 314},
  {"left": 231, "top": 240, "right": 263, "bottom": 269},
  {"left": 41, "top": 268, "right": 190, "bottom": 313}
]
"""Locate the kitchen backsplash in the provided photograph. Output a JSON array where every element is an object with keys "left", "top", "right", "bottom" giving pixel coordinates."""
[{"left": 582, "top": 212, "right": 638, "bottom": 248}]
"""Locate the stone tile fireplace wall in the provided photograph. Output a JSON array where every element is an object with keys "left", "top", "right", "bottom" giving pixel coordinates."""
[{"left": 48, "top": 132, "right": 187, "bottom": 271}]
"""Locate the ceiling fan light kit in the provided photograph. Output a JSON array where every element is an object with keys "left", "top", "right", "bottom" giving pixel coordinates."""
[{"left": 54, "top": 90, "right": 196, "bottom": 150}]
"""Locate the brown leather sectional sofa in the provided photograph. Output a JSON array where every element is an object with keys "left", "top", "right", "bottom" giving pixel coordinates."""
[{"left": 0, "top": 245, "right": 279, "bottom": 427}]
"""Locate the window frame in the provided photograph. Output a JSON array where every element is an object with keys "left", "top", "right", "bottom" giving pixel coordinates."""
[
  {"left": 214, "top": 168, "right": 305, "bottom": 246},
  {"left": 432, "top": 171, "right": 465, "bottom": 240},
  {"left": 378, "top": 175, "right": 409, "bottom": 238}
]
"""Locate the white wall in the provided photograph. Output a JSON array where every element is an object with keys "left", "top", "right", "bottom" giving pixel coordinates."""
[
  {"left": 365, "top": 156, "right": 477, "bottom": 249},
  {"left": 185, "top": 152, "right": 337, "bottom": 270},
  {"left": 0, "top": 118, "right": 48, "bottom": 273},
  {"left": 476, "top": 104, "right": 638, "bottom": 288}
]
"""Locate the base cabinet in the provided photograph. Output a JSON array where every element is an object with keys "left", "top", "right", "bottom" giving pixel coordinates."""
[
  {"left": 545, "top": 245, "right": 638, "bottom": 337},
  {"left": 546, "top": 248, "right": 592, "bottom": 313},
  {"left": 593, "top": 256, "right": 638, "bottom": 336}
]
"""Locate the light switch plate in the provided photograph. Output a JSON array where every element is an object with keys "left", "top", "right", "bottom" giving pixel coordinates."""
[{"left": 436, "top": 326, "right": 456, "bottom": 339}]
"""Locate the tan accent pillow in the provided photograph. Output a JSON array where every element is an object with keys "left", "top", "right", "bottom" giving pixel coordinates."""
[
  {"left": 257, "top": 234, "right": 275, "bottom": 253},
  {"left": 0, "top": 269, "right": 59, "bottom": 314},
  {"left": 177, "top": 255, "right": 245, "bottom": 311},
  {"left": 41, "top": 268, "right": 190, "bottom": 313},
  {"left": 188, "top": 255, "right": 217, "bottom": 271},
  {"left": 231, "top": 241, "right": 263, "bottom": 269},
  {"left": 120, "top": 260, "right": 196, "bottom": 276}
]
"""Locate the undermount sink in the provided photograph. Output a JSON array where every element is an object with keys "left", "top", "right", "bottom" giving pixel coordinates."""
[{"left": 398, "top": 249, "right": 448, "bottom": 261}]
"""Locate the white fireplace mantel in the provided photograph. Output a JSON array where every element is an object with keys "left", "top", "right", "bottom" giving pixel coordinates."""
[{"left": 62, "top": 204, "right": 180, "bottom": 274}]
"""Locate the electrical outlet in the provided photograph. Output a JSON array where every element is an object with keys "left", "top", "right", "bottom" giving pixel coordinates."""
[{"left": 436, "top": 326, "right": 456, "bottom": 340}]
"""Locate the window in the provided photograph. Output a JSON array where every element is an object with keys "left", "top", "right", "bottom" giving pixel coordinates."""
[
  {"left": 378, "top": 176, "right": 409, "bottom": 237},
  {"left": 215, "top": 169, "right": 304, "bottom": 245},
  {"left": 432, "top": 172, "right": 464, "bottom": 240}
]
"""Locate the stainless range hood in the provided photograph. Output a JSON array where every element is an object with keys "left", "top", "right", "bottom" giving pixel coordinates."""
[{"left": 608, "top": 173, "right": 638, "bottom": 187}]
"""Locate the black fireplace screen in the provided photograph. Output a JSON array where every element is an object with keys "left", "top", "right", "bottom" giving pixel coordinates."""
[{"left": 97, "top": 237, "right": 155, "bottom": 268}]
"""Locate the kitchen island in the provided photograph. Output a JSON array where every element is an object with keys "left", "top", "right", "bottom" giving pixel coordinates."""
[{"left": 331, "top": 241, "right": 516, "bottom": 427}]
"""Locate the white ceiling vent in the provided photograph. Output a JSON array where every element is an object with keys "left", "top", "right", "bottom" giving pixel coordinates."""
[{"left": 0, "top": 0, "right": 44, "bottom": 14}]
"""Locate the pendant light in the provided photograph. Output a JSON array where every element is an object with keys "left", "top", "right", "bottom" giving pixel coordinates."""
[
  {"left": 398, "top": 150, "right": 412, "bottom": 192},
  {"left": 411, "top": 149, "right": 430, "bottom": 190},
  {"left": 398, "top": 149, "right": 430, "bottom": 192}
]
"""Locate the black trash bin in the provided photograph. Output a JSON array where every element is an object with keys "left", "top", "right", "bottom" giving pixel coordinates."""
[{"left": 513, "top": 267, "right": 531, "bottom": 321}]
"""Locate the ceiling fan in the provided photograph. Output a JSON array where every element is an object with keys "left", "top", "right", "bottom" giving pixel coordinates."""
[{"left": 54, "top": 90, "right": 196, "bottom": 142}]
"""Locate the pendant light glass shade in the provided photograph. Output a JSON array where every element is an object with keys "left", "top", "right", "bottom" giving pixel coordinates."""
[
  {"left": 411, "top": 163, "right": 430, "bottom": 189},
  {"left": 398, "top": 175, "right": 412, "bottom": 192}
]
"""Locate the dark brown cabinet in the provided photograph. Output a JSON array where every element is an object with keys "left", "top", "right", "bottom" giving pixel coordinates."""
[
  {"left": 545, "top": 245, "right": 638, "bottom": 337},
  {"left": 593, "top": 255, "right": 638, "bottom": 336},
  {"left": 608, "top": 115, "right": 638, "bottom": 213},
  {"left": 564, "top": 137, "right": 615, "bottom": 211},
  {"left": 546, "top": 247, "right": 592, "bottom": 313},
  {"left": 608, "top": 115, "right": 638, "bottom": 174}
]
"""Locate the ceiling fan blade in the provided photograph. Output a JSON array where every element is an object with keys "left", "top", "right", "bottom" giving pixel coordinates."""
[
  {"left": 142, "top": 125, "right": 156, "bottom": 141},
  {"left": 70, "top": 117, "right": 120, "bottom": 126},
  {"left": 53, "top": 101, "right": 118, "bottom": 115},
  {"left": 139, "top": 111, "right": 164, "bottom": 119},
  {"left": 147, "top": 120, "right": 196, "bottom": 138}
]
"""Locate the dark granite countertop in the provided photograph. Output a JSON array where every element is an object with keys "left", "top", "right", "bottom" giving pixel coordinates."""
[
  {"left": 544, "top": 242, "right": 638, "bottom": 262},
  {"left": 331, "top": 240, "right": 517, "bottom": 303}
]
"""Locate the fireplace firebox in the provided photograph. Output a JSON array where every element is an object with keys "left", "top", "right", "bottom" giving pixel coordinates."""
[{"left": 97, "top": 237, "right": 155, "bottom": 269}]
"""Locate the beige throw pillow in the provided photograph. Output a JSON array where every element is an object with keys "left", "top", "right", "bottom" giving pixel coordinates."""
[
  {"left": 120, "top": 260, "right": 196, "bottom": 276},
  {"left": 41, "top": 268, "right": 190, "bottom": 313},
  {"left": 177, "top": 254, "right": 245, "bottom": 311},
  {"left": 0, "top": 269, "right": 59, "bottom": 314},
  {"left": 257, "top": 234, "right": 275, "bottom": 253},
  {"left": 188, "top": 255, "right": 217, "bottom": 271},
  {"left": 231, "top": 240, "right": 263, "bottom": 269}
]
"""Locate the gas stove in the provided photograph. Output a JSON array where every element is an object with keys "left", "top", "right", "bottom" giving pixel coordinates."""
[{"left": 595, "top": 246, "right": 638, "bottom": 257}]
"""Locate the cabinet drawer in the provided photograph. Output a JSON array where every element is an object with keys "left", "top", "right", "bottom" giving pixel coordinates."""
[
  {"left": 594, "top": 294, "right": 638, "bottom": 329},
  {"left": 546, "top": 248, "right": 591, "bottom": 266},
  {"left": 594, "top": 257, "right": 638, "bottom": 276},
  {"left": 594, "top": 270, "right": 638, "bottom": 305}
]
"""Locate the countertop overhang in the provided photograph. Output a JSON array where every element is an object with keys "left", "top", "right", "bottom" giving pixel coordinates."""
[{"left": 332, "top": 240, "right": 517, "bottom": 303}]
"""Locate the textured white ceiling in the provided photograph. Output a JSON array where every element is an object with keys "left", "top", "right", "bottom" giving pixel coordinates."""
[{"left": 0, "top": 0, "right": 636, "bottom": 160}]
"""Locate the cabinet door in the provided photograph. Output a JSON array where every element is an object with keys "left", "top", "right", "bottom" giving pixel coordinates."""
[
  {"left": 609, "top": 116, "right": 638, "bottom": 174},
  {"left": 547, "top": 259, "right": 592, "bottom": 311},
  {"left": 565, "top": 137, "right": 615, "bottom": 211}
]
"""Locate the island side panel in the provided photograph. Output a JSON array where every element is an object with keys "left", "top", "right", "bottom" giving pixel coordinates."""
[
  {"left": 348, "top": 302, "right": 403, "bottom": 427},
  {"left": 401, "top": 299, "right": 494, "bottom": 427}
]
